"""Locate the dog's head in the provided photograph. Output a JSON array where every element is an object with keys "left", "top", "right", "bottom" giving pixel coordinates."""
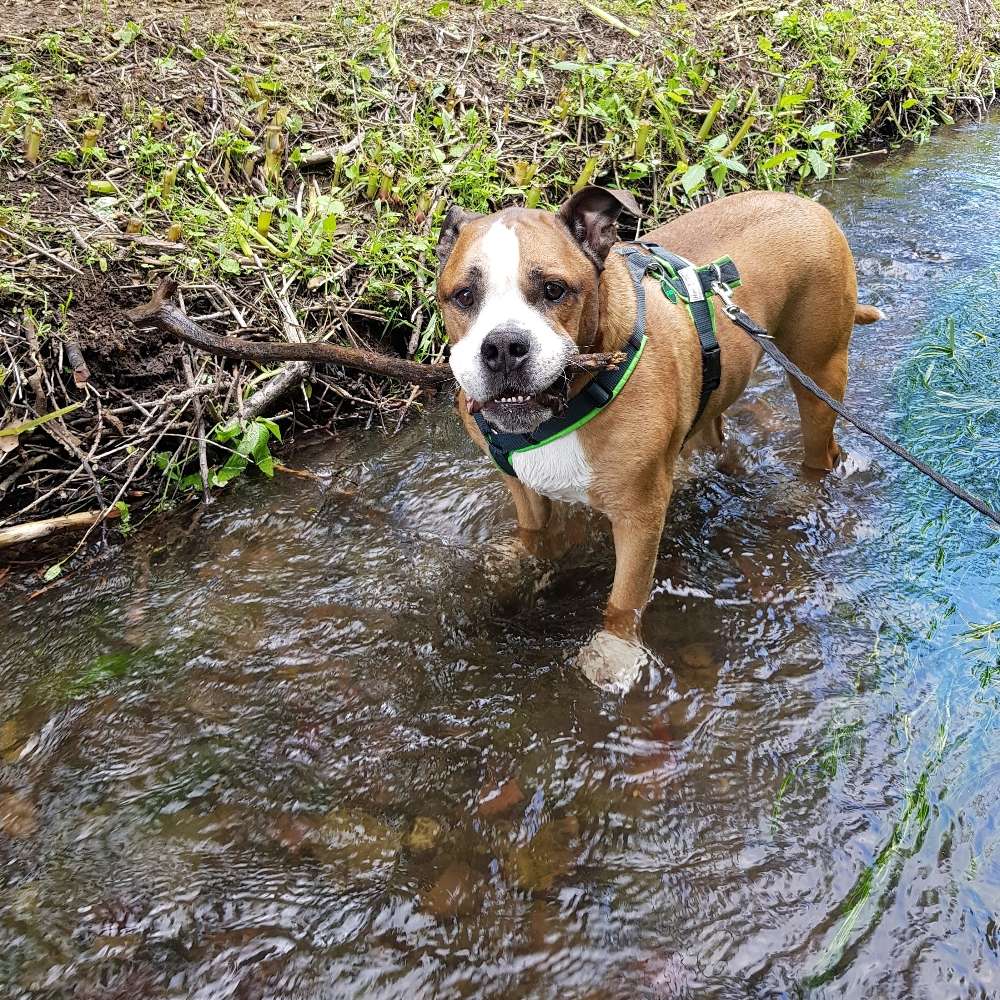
[{"left": 435, "top": 186, "right": 640, "bottom": 434}]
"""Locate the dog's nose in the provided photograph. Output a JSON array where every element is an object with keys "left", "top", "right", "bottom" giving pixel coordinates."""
[{"left": 481, "top": 327, "right": 531, "bottom": 375}]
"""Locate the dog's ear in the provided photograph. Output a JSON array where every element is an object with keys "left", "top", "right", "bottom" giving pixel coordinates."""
[
  {"left": 558, "top": 186, "right": 642, "bottom": 263},
  {"left": 437, "top": 204, "right": 481, "bottom": 269}
]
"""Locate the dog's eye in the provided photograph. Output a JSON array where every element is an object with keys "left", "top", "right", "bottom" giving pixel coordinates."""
[
  {"left": 543, "top": 281, "right": 566, "bottom": 303},
  {"left": 453, "top": 287, "right": 475, "bottom": 310}
]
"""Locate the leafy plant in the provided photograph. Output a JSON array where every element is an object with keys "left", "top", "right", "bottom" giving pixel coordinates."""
[{"left": 211, "top": 416, "right": 281, "bottom": 486}]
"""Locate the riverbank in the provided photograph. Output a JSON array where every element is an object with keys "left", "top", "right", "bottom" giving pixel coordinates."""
[{"left": 2, "top": 0, "right": 999, "bottom": 575}]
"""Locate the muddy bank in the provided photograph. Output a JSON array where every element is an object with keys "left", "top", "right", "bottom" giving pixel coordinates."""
[{"left": 1, "top": 0, "right": 998, "bottom": 576}]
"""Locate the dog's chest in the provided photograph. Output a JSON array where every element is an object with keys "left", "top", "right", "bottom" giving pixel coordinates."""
[{"left": 510, "top": 432, "right": 592, "bottom": 505}]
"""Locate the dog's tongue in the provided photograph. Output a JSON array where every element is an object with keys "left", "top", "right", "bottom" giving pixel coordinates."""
[{"left": 466, "top": 396, "right": 482, "bottom": 415}]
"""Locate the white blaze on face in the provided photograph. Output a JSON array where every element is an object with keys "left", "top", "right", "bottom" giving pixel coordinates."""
[{"left": 448, "top": 221, "right": 574, "bottom": 402}]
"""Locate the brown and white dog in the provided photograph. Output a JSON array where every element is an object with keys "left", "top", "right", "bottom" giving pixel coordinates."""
[{"left": 435, "top": 187, "right": 881, "bottom": 689}]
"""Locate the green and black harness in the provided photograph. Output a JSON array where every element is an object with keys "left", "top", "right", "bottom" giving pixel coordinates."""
[{"left": 473, "top": 242, "right": 742, "bottom": 477}]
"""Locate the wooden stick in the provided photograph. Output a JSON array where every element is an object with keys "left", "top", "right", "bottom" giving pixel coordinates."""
[
  {"left": 0, "top": 508, "right": 119, "bottom": 550},
  {"left": 125, "top": 280, "right": 627, "bottom": 387},
  {"left": 127, "top": 280, "right": 453, "bottom": 387},
  {"left": 578, "top": 0, "right": 641, "bottom": 37}
]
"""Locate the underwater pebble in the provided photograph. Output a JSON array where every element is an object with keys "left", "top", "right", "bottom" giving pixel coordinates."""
[{"left": 404, "top": 816, "right": 443, "bottom": 853}]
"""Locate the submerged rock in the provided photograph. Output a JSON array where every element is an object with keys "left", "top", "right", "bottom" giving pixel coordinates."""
[
  {"left": 513, "top": 816, "right": 580, "bottom": 892},
  {"left": 404, "top": 816, "right": 443, "bottom": 853},
  {"left": 422, "top": 861, "right": 479, "bottom": 917},
  {"left": 312, "top": 807, "right": 402, "bottom": 871},
  {"left": 0, "top": 791, "right": 40, "bottom": 839},
  {"left": 477, "top": 778, "right": 524, "bottom": 819}
]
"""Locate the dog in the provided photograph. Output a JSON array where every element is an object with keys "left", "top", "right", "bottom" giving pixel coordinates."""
[{"left": 435, "top": 187, "right": 882, "bottom": 689}]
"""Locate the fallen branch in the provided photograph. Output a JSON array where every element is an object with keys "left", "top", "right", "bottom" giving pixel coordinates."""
[
  {"left": 125, "top": 280, "right": 627, "bottom": 389},
  {"left": 297, "top": 132, "right": 366, "bottom": 168},
  {"left": 0, "top": 508, "right": 119, "bottom": 550},
  {"left": 127, "top": 280, "right": 453, "bottom": 387}
]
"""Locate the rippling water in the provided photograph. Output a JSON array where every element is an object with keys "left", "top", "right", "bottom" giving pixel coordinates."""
[{"left": 2, "top": 120, "right": 999, "bottom": 999}]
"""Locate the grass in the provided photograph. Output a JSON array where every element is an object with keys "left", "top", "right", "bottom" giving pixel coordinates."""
[
  {"left": 896, "top": 271, "right": 1000, "bottom": 550},
  {"left": 804, "top": 724, "right": 947, "bottom": 987},
  {"left": 1, "top": 0, "right": 999, "bottom": 558}
]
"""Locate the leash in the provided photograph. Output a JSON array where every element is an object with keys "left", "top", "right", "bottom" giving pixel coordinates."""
[{"left": 708, "top": 279, "right": 1000, "bottom": 529}]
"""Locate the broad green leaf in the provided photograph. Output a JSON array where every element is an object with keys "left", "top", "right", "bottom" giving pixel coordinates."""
[
  {"left": 807, "top": 149, "right": 830, "bottom": 179},
  {"left": 778, "top": 92, "right": 808, "bottom": 109},
  {"left": 761, "top": 150, "right": 799, "bottom": 170},
  {"left": 719, "top": 156, "right": 748, "bottom": 174},
  {"left": 680, "top": 163, "right": 706, "bottom": 195},
  {"left": 238, "top": 420, "right": 267, "bottom": 459},
  {"left": 213, "top": 420, "right": 243, "bottom": 443},
  {"left": 809, "top": 121, "right": 841, "bottom": 140},
  {"left": 257, "top": 417, "right": 282, "bottom": 442}
]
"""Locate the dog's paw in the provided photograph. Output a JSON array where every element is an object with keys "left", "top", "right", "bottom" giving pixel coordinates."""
[
  {"left": 481, "top": 537, "right": 551, "bottom": 609},
  {"left": 481, "top": 536, "right": 532, "bottom": 578},
  {"left": 576, "top": 630, "right": 648, "bottom": 693}
]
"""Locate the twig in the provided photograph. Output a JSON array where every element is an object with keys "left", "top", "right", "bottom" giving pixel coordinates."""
[
  {"left": 126, "top": 280, "right": 628, "bottom": 390},
  {"left": 297, "top": 132, "right": 365, "bottom": 168},
  {"left": 0, "top": 225, "right": 85, "bottom": 275},
  {"left": 127, "top": 279, "right": 452, "bottom": 387},
  {"left": 182, "top": 353, "right": 211, "bottom": 501},
  {"left": 0, "top": 508, "right": 119, "bottom": 550},
  {"left": 577, "top": 0, "right": 641, "bottom": 38}
]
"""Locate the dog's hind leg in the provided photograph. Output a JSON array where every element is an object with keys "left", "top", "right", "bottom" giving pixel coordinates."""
[
  {"left": 772, "top": 265, "right": 859, "bottom": 471},
  {"left": 788, "top": 349, "right": 849, "bottom": 471}
]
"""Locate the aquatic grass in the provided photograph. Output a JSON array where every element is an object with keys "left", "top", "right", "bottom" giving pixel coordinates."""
[
  {"left": 958, "top": 620, "right": 1000, "bottom": 687},
  {"left": 770, "top": 717, "right": 864, "bottom": 830},
  {"left": 803, "top": 721, "right": 950, "bottom": 988},
  {"left": 894, "top": 275, "right": 1000, "bottom": 543}
]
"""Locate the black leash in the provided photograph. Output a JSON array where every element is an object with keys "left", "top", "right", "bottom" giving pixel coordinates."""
[{"left": 708, "top": 280, "right": 1000, "bottom": 529}]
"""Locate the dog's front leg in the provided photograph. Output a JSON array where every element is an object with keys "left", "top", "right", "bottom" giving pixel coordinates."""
[
  {"left": 482, "top": 477, "right": 587, "bottom": 603},
  {"left": 577, "top": 489, "right": 670, "bottom": 691}
]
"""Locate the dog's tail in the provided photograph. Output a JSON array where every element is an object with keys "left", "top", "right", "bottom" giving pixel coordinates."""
[{"left": 854, "top": 304, "right": 884, "bottom": 325}]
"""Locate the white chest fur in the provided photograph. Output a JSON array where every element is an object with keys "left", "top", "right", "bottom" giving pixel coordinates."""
[{"left": 510, "top": 431, "right": 593, "bottom": 505}]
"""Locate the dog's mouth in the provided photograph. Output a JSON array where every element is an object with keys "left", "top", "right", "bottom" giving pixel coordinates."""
[
  {"left": 465, "top": 377, "right": 568, "bottom": 432},
  {"left": 465, "top": 380, "right": 567, "bottom": 417}
]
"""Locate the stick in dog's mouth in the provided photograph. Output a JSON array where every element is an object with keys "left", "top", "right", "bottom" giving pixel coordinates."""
[{"left": 464, "top": 350, "right": 627, "bottom": 415}]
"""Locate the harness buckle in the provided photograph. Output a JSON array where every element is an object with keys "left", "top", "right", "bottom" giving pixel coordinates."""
[
  {"left": 710, "top": 280, "right": 775, "bottom": 339},
  {"left": 702, "top": 343, "right": 722, "bottom": 393},
  {"left": 584, "top": 379, "right": 613, "bottom": 407}
]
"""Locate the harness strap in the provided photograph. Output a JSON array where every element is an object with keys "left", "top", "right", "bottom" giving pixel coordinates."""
[
  {"left": 614, "top": 242, "right": 740, "bottom": 431},
  {"left": 473, "top": 242, "right": 740, "bottom": 479}
]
